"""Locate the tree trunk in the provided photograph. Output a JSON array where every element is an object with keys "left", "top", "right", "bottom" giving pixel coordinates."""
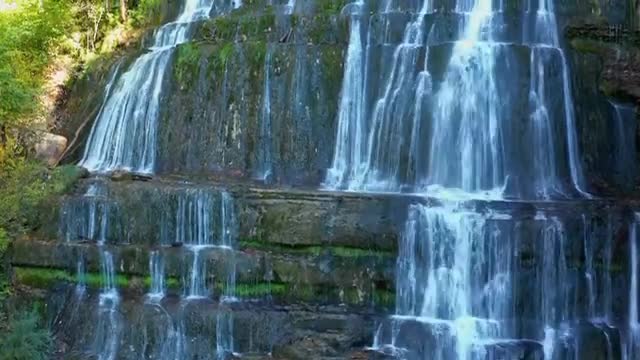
[
  {"left": 120, "top": 0, "right": 128, "bottom": 22},
  {"left": 0, "top": 125, "right": 6, "bottom": 146}
]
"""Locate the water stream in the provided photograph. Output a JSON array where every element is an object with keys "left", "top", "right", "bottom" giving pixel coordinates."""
[{"left": 79, "top": 0, "right": 217, "bottom": 174}]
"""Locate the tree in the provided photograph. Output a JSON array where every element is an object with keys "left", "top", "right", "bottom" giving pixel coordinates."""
[{"left": 120, "top": 0, "right": 128, "bottom": 22}]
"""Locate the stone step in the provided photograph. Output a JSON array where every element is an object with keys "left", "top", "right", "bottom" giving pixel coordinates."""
[
  {"left": 45, "top": 285, "right": 381, "bottom": 360},
  {"left": 11, "top": 240, "right": 394, "bottom": 309}
]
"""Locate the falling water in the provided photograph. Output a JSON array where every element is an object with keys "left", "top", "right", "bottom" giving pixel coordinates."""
[
  {"left": 79, "top": 0, "right": 217, "bottom": 174},
  {"left": 610, "top": 101, "right": 638, "bottom": 189},
  {"left": 325, "top": 0, "right": 589, "bottom": 199},
  {"left": 255, "top": 45, "right": 274, "bottom": 182},
  {"left": 75, "top": 253, "right": 87, "bottom": 296},
  {"left": 179, "top": 190, "right": 235, "bottom": 299},
  {"left": 323, "top": 0, "right": 366, "bottom": 188},
  {"left": 60, "top": 183, "right": 110, "bottom": 243},
  {"left": 216, "top": 306, "right": 235, "bottom": 359},
  {"left": 178, "top": 190, "right": 214, "bottom": 299},
  {"left": 583, "top": 215, "right": 596, "bottom": 318},
  {"left": 375, "top": 203, "right": 516, "bottom": 359},
  {"left": 330, "top": 0, "right": 434, "bottom": 191},
  {"left": 627, "top": 214, "right": 640, "bottom": 359},
  {"left": 285, "top": 0, "right": 295, "bottom": 14},
  {"left": 148, "top": 251, "right": 166, "bottom": 301},
  {"left": 94, "top": 250, "right": 121, "bottom": 360},
  {"left": 536, "top": 215, "right": 569, "bottom": 359}
]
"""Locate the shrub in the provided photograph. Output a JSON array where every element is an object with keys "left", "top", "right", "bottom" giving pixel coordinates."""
[{"left": 0, "top": 310, "right": 52, "bottom": 360}]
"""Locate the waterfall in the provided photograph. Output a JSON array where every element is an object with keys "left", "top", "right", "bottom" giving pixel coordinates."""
[
  {"left": 285, "top": 0, "right": 295, "bottom": 14},
  {"left": 583, "top": 215, "right": 596, "bottom": 319},
  {"left": 177, "top": 190, "right": 215, "bottom": 299},
  {"left": 374, "top": 202, "right": 622, "bottom": 359},
  {"left": 325, "top": 0, "right": 589, "bottom": 199},
  {"left": 75, "top": 253, "right": 87, "bottom": 296},
  {"left": 323, "top": 0, "right": 366, "bottom": 189},
  {"left": 148, "top": 251, "right": 166, "bottom": 301},
  {"left": 375, "top": 203, "right": 514, "bottom": 358},
  {"left": 255, "top": 45, "right": 274, "bottom": 182},
  {"left": 216, "top": 306, "right": 235, "bottom": 359},
  {"left": 79, "top": 0, "right": 217, "bottom": 174},
  {"left": 627, "top": 214, "right": 640, "bottom": 359},
  {"left": 536, "top": 215, "right": 568, "bottom": 359},
  {"left": 94, "top": 250, "right": 121, "bottom": 360},
  {"left": 610, "top": 101, "right": 638, "bottom": 189},
  {"left": 60, "top": 182, "right": 111, "bottom": 243}
]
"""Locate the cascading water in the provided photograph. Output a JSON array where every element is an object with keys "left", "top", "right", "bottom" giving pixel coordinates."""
[
  {"left": 374, "top": 203, "right": 514, "bottom": 359},
  {"left": 325, "top": 0, "right": 590, "bottom": 199},
  {"left": 285, "top": 0, "right": 295, "bottom": 13},
  {"left": 373, "top": 204, "right": 620, "bottom": 359},
  {"left": 94, "top": 250, "right": 121, "bottom": 360},
  {"left": 627, "top": 213, "right": 640, "bottom": 360},
  {"left": 174, "top": 189, "right": 215, "bottom": 299},
  {"left": 255, "top": 45, "right": 274, "bottom": 182},
  {"left": 324, "top": 0, "right": 366, "bottom": 188},
  {"left": 60, "top": 182, "right": 110, "bottom": 243},
  {"left": 79, "top": 0, "right": 217, "bottom": 174},
  {"left": 148, "top": 251, "right": 166, "bottom": 301},
  {"left": 610, "top": 101, "right": 638, "bottom": 189}
]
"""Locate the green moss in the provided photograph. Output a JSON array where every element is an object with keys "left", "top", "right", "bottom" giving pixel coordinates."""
[
  {"left": 245, "top": 41, "right": 267, "bottom": 74},
  {"left": 316, "top": 0, "right": 348, "bottom": 15},
  {"left": 373, "top": 289, "right": 395, "bottom": 307},
  {"left": 209, "top": 42, "right": 235, "bottom": 76},
  {"left": 320, "top": 46, "right": 344, "bottom": 88},
  {"left": 569, "top": 38, "right": 608, "bottom": 54},
  {"left": 14, "top": 268, "right": 74, "bottom": 289},
  {"left": 13, "top": 266, "right": 181, "bottom": 290},
  {"left": 207, "top": 16, "right": 238, "bottom": 42},
  {"left": 216, "top": 282, "right": 286, "bottom": 297},
  {"left": 239, "top": 238, "right": 394, "bottom": 258},
  {"left": 142, "top": 275, "right": 180, "bottom": 289},
  {"left": 175, "top": 42, "right": 201, "bottom": 90}
]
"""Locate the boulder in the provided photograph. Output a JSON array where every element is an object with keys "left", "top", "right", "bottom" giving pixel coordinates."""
[{"left": 35, "top": 133, "right": 67, "bottom": 166}]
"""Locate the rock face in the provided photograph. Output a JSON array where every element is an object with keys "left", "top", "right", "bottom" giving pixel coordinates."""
[{"left": 34, "top": 133, "right": 67, "bottom": 166}]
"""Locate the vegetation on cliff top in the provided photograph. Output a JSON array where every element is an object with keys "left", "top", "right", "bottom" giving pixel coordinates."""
[{"left": 0, "top": 0, "right": 166, "bottom": 168}]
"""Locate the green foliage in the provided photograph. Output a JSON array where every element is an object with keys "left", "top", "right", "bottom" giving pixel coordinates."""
[
  {"left": 316, "top": 0, "right": 348, "bottom": 15},
  {"left": 129, "top": 0, "right": 163, "bottom": 28},
  {"left": 0, "top": 227, "right": 10, "bottom": 301},
  {"left": 209, "top": 42, "right": 235, "bottom": 75},
  {"left": 0, "top": 162, "right": 85, "bottom": 236},
  {"left": 246, "top": 41, "right": 267, "bottom": 73},
  {"left": 0, "top": 310, "right": 52, "bottom": 360},
  {"left": 0, "top": 0, "right": 72, "bottom": 125},
  {"left": 175, "top": 42, "right": 201, "bottom": 88},
  {"left": 0, "top": 0, "right": 166, "bottom": 155}
]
